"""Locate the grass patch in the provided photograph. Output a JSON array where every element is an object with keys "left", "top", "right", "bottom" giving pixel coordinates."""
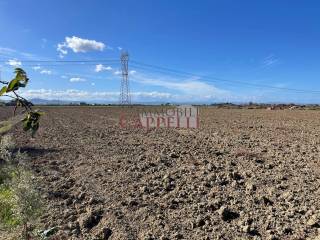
[{"left": 0, "top": 186, "right": 20, "bottom": 228}]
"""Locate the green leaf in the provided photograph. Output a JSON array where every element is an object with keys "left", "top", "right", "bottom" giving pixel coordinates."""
[
  {"left": 14, "top": 68, "right": 28, "bottom": 85},
  {"left": 22, "top": 116, "right": 28, "bottom": 122},
  {"left": 34, "top": 109, "right": 45, "bottom": 115},
  {"left": 23, "top": 119, "right": 31, "bottom": 131},
  {"left": 14, "top": 68, "right": 25, "bottom": 74},
  {"left": 7, "top": 79, "right": 20, "bottom": 92},
  {"left": 31, "top": 112, "right": 41, "bottom": 118},
  {"left": 0, "top": 86, "right": 7, "bottom": 96}
]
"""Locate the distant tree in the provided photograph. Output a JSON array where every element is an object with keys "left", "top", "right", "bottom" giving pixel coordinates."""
[
  {"left": 79, "top": 102, "right": 88, "bottom": 106},
  {"left": 0, "top": 68, "right": 43, "bottom": 137}
]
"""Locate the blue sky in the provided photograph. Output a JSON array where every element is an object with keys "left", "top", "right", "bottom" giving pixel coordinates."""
[{"left": 1, "top": 0, "right": 320, "bottom": 103}]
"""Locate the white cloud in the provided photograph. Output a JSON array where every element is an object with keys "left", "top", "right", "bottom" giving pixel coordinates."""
[
  {"left": 19, "top": 89, "right": 174, "bottom": 101},
  {"left": 18, "top": 85, "right": 262, "bottom": 103},
  {"left": 57, "top": 36, "right": 106, "bottom": 57},
  {"left": 91, "top": 83, "right": 95, "bottom": 86},
  {"left": 117, "top": 47, "right": 123, "bottom": 51},
  {"left": 133, "top": 74, "right": 229, "bottom": 97},
  {"left": 95, "top": 64, "right": 112, "bottom": 72},
  {"left": 129, "top": 70, "right": 137, "bottom": 75},
  {"left": 40, "top": 70, "right": 52, "bottom": 75},
  {"left": 61, "top": 75, "right": 68, "bottom": 79},
  {"left": 70, "top": 77, "right": 86, "bottom": 82},
  {"left": 114, "top": 70, "right": 122, "bottom": 75},
  {"left": 32, "top": 66, "right": 41, "bottom": 71},
  {"left": 32, "top": 66, "right": 52, "bottom": 74},
  {"left": 262, "top": 54, "right": 279, "bottom": 68},
  {"left": 6, "top": 59, "right": 22, "bottom": 67},
  {"left": 131, "top": 91, "right": 173, "bottom": 99}
]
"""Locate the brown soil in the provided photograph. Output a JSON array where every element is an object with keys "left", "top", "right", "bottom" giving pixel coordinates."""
[{"left": 1, "top": 106, "right": 320, "bottom": 240}]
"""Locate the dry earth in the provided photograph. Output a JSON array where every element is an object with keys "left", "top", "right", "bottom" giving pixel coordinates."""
[{"left": 1, "top": 106, "right": 320, "bottom": 240}]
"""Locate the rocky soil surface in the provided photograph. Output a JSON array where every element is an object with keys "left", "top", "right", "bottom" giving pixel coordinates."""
[{"left": 1, "top": 106, "right": 320, "bottom": 240}]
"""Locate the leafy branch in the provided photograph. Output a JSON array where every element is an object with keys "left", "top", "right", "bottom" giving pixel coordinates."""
[{"left": 0, "top": 68, "right": 43, "bottom": 137}]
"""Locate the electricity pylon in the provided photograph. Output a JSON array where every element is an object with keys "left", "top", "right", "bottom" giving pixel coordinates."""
[{"left": 119, "top": 51, "right": 131, "bottom": 105}]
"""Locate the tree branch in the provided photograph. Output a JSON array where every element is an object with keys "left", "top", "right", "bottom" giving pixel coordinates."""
[
  {"left": 0, "top": 80, "right": 9, "bottom": 85},
  {"left": 12, "top": 91, "right": 32, "bottom": 112}
]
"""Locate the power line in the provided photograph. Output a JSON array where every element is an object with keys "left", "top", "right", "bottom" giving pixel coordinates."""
[
  {"left": 130, "top": 60, "right": 320, "bottom": 94},
  {"left": 1, "top": 56, "right": 320, "bottom": 95}
]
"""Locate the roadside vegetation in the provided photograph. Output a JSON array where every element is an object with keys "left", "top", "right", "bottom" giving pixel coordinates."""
[
  {"left": 0, "top": 69, "right": 49, "bottom": 239},
  {"left": 0, "top": 134, "right": 43, "bottom": 239}
]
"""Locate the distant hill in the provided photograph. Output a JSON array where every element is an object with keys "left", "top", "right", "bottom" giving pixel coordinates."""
[{"left": 30, "top": 98, "right": 82, "bottom": 105}]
